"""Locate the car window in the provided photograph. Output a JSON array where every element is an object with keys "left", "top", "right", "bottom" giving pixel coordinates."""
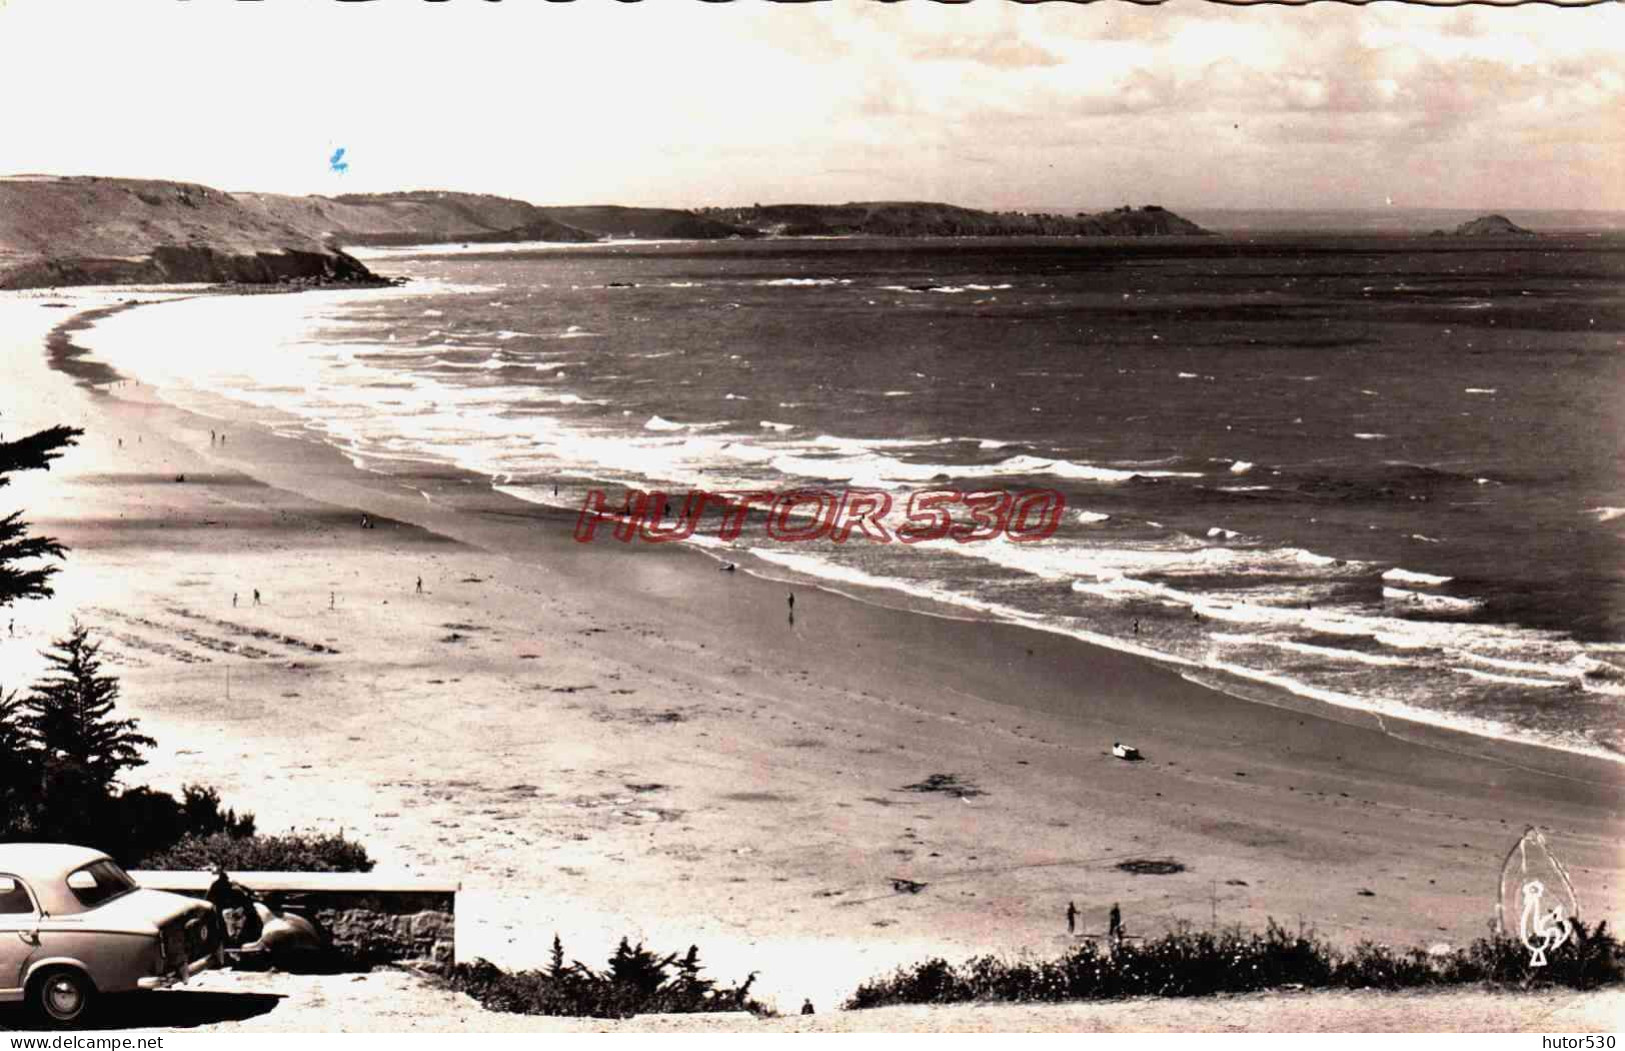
[
  {"left": 0, "top": 876, "right": 33, "bottom": 916},
  {"left": 63, "top": 860, "right": 136, "bottom": 911}
]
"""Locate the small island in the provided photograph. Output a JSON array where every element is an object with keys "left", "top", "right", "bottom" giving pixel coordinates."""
[{"left": 1452, "top": 213, "right": 1535, "bottom": 236}]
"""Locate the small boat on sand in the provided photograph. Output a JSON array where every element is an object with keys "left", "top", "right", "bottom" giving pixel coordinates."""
[{"left": 1112, "top": 742, "right": 1142, "bottom": 761}]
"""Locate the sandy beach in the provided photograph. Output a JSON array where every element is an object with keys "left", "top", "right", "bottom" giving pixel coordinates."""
[{"left": 2, "top": 286, "right": 1621, "bottom": 1018}]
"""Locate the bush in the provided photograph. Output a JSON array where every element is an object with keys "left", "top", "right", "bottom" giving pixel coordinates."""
[
  {"left": 845, "top": 919, "right": 1624, "bottom": 1009},
  {"left": 139, "top": 829, "right": 374, "bottom": 872},
  {"left": 448, "top": 935, "right": 765, "bottom": 1019},
  {"left": 3, "top": 767, "right": 261, "bottom": 867}
]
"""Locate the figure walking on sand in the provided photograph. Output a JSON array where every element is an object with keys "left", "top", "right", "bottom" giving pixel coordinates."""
[
  {"left": 416, "top": 575, "right": 423, "bottom": 594},
  {"left": 1066, "top": 900, "right": 1078, "bottom": 934},
  {"left": 1109, "top": 902, "right": 1122, "bottom": 942},
  {"left": 253, "top": 588, "right": 261, "bottom": 606},
  {"left": 232, "top": 593, "right": 238, "bottom": 609}
]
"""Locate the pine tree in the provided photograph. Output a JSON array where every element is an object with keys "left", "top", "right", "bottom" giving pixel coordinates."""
[
  {"left": 0, "top": 425, "right": 82, "bottom": 608},
  {"left": 0, "top": 684, "right": 39, "bottom": 838},
  {"left": 23, "top": 619, "right": 155, "bottom": 788},
  {"left": 0, "top": 684, "right": 29, "bottom": 759}
]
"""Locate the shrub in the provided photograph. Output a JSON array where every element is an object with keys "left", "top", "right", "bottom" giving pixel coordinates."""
[
  {"left": 139, "top": 829, "right": 374, "bottom": 872},
  {"left": 448, "top": 936, "right": 765, "bottom": 1019},
  {"left": 845, "top": 919, "right": 1623, "bottom": 1009}
]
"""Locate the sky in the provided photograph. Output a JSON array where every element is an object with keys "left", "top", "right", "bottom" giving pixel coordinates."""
[{"left": 1, "top": 0, "right": 1621, "bottom": 212}]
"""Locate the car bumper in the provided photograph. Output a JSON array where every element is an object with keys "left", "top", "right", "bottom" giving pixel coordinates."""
[{"left": 136, "top": 953, "right": 216, "bottom": 990}]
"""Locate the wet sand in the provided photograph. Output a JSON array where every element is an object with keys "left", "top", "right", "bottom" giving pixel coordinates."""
[{"left": 2, "top": 287, "right": 1620, "bottom": 1017}]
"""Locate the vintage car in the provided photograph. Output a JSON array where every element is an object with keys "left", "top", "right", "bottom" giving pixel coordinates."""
[{"left": 0, "top": 844, "right": 221, "bottom": 1026}]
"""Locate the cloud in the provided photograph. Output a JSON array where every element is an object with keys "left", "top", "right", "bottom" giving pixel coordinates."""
[
  {"left": 912, "top": 36, "right": 1064, "bottom": 69},
  {"left": 0, "top": 0, "right": 1620, "bottom": 210}
]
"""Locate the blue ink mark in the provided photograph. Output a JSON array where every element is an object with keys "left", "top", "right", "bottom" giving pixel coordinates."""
[{"left": 329, "top": 147, "right": 349, "bottom": 175}]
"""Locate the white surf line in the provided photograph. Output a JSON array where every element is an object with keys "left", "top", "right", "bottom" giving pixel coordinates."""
[{"left": 1185, "top": 666, "right": 1621, "bottom": 785}]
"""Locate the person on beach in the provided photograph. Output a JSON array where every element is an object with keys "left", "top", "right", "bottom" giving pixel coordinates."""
[
  {"left": 801, "top": 999, "right": 815, "bottom": 1015},
  {"left": 206, "top": 865, "right": 262, "bottom": 949},
  {"left": 1109, "top": 902, "right": 1122, "bottom": 942},
  {"left": 7, "top": 619, "right": 12, "bottom": 638},
  {"left": 210, "top": 429, "right": 215, "bottom": 445},
  {"left": 788, "top": 592, "right": 795, "bottom": 612},
  {"left": 416, "top": 575, "right": 423, "bottom": 594},
  {"left": 253, "top": 588, "right": 261, "bottom": 606},
  {"left": 232, "top": 593, "right": 238, "bottom": 609},
  {"left": 1066, "top": 900, "right": 1078, "bottom": 934}
]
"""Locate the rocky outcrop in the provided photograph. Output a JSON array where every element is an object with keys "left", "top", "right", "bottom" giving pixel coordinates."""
[
  {"left": 699, "top": 202, "right": 1208, "bottom": 238},
  {"left": 237, "top": 190, "right": 599, "bottom": 247},
  {"left": 1452, "top": 214, "right": 1535, "bottom": 237},
  {"left": 0, "top": 176, "right": 381, "bottom": 290}
]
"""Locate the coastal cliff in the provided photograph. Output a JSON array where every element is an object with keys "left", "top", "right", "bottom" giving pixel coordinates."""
[
  {"left": 700, "top": 202, "right": 1208, "bottom": 237},
  {"left": 0, "top": 175, "right": 379, "bottom": 290},
  {"left": 0, "top": 178, "right": 1211, "bottom": 291},
  {"left": 236, "top": 190, "right": 600, "bottom": 247},
  {"left": 540, "top": 205, "right": 756, "bottom": 240},
  {"left": 543, "top": 202, "right": 1206, "bottom": 240}
]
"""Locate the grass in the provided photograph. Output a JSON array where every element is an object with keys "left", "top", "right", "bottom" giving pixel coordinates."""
[{"left": 845, "top": 920, "right": 1623, "bottom": 1009}]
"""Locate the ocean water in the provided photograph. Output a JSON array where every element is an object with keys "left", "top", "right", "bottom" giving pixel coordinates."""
[{"left": 78, "top": 236, "right": 1625, "bottom": 760}]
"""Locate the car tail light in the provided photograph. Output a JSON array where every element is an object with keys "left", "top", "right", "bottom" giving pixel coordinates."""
[{"left": 162, "top": 922, "right": 190, "bottom": 972}]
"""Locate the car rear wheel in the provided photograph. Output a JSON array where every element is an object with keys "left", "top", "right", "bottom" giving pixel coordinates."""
[{"left": 31, "top": 967, "right": 95, "bottom": 1027}]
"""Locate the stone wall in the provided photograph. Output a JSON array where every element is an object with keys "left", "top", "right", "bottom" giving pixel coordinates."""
[
  {"left": 281, "top": 889, "right": 455, "bottom": 970},
  {"left": 130, "top": 871, "right": 458, "bottom": 972}
]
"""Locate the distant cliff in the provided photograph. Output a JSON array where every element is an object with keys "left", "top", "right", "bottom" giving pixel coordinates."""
[
  {"left": 0, "top": 179, "right": 1213, "bottom": 291},
  {"left": 1452, "top": 214, "right": 1535, "bottom": 237},
  {"left": 237, "top": 190, "right": 599, "bottom": 247},
  {"left": 0, "top": 176, "right": 379, "bottom": 290},
  {"left": 699, "top": 202, "right": 1208, "bottom": 238},
  {"left": 541, "top": 206, "right": 756, "bottom": 240}
]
